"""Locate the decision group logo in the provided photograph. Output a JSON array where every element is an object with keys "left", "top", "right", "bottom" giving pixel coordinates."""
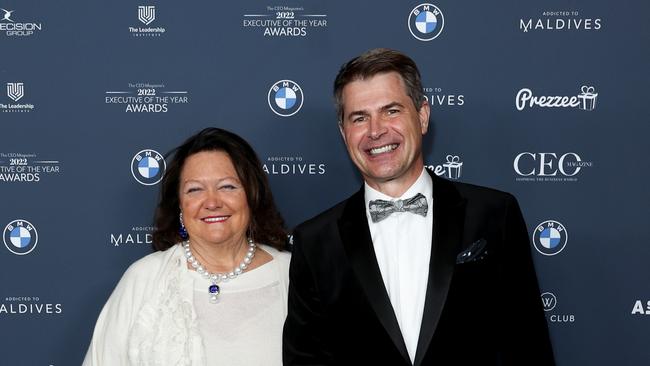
[
  {"left": 268, "top": 80, "right": 304, "bottom": 117},
  {"left": 533, "top": 220, "right": 568, "bottom": 256},
  {"left": 1, "top": 82, "right": 35, "bottom": 112},
  {"left": 131, "top": 149, "right": 166, "bottom": 185},
  {"left": 3, "top": 219, "right": 38, "bottom": 255},
  {"left": 0, "top": 9, "right": 42, "bottom": 37},
  {"left": 408, "top": 3, "right": 444, "bottom": 41}
]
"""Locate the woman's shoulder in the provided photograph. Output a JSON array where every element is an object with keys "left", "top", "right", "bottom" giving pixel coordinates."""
[
  {"left": 260, "top": 244, "right": 291, "bottom": 265},
  {"left": 121, "top": 244, "right": 182, "bottom": 281}
]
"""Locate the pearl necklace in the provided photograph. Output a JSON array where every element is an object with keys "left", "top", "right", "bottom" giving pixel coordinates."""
[{"left": 182, "top": 238, "right": 256, "bottom": 303}]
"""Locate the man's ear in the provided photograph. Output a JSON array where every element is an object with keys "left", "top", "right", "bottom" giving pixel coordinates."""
[{"left": 418, "top": 100, "right": 430, "bottom": 134}]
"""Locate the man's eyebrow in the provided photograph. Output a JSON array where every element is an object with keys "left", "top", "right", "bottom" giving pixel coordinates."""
[
  {"left": 380, "top": 102, "right": 405, "bottom": 111},
  {"left": 346, "top": 102, "right": 405, "bottom": 120}
]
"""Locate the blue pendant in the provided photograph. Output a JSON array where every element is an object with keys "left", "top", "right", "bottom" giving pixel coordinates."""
[{"left": 209, "top": 284, "right": 220, "bottom": 294}]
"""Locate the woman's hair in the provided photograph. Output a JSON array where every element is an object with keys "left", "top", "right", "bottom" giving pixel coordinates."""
[{"left": 152, "top": 127, "right": 287, "bottom": 251}]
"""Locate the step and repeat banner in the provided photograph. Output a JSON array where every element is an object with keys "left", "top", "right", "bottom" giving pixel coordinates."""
[{"left": 1, "top": 1, "right": 648, "bottom": 365}]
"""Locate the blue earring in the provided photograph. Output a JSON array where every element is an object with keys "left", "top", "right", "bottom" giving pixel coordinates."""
[{"left": 179, "top": 212, "right": 188, "bottom": 240}]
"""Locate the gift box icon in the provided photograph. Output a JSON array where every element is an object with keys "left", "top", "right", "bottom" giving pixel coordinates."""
[
  {"left": 578, "top": 85, "right": 597, "bottom": 111},
  {"left": 443, "top": 155, "right": 463, "bottom": 179}
]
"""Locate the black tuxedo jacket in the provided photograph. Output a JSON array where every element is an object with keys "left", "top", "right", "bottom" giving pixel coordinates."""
[{"left": 283, "top": 172, "right": 555, "bottom": 365}]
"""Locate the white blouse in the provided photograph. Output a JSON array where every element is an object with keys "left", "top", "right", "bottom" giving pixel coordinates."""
[{"left": 83, "top": 243, "right": 290, "bottom": 366}]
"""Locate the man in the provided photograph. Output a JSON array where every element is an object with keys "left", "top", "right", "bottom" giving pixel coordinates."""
[{"left": 283, "top": 48, "right": 555, "bottom": 366}]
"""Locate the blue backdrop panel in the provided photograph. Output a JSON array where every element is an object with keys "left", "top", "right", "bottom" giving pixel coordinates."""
[{"left": 1, "top": 1, "right": 649, "bottom": 365}]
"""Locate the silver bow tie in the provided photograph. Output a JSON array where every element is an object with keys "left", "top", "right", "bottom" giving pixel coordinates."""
[{"left": 368, "top": 193, "right": 428, "bottom": 223}]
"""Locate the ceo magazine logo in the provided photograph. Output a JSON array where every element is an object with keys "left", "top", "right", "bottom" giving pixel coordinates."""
[
  {"left": 632, "top": 300, "right": 650, "bottom": 315},
  {"left": 1, "top": 82, "right": 35, "bottom": 112},
  {"left": 268, "top": 80, "right": 304, "bottom": 117},
  {"left": 129, "top": 5, "right": 166, "bottom": 37},
  {"left": 242, "top": 5, "right": 327, "bottom": 37},
  {"left": 3, "top": 219, "right": 38, "bottom": 255},
  {"left": 0, "top": 152, "right": 62, "bottom": 183},
  {"left": 520, "top": 10, "right": 601, "bottom": 33},
  {"left": 263, "top": 156, "right": 325, "bottom": 175},
  {"left": 533, "top": 220, "right": 567, "bottom": 256},
  {"left": 131, "top": 149, "right": 165, "bottom": 185},
  {"left": 516, "top": 85, "right": 598, "bottom": 111},
  {"left": 423, "top": 87, "right": 465, "bottom": 107},
  {"left": 542, "top": 292, "right": 575, "bottom": 323},
  {"left": 514, "top": 152, "right": 593, "bottom": 182},
  {"left": 105, "top": 82, "right": 189, "bottom": 113},
  {"left": 0, "top": 8, "right": 43, "bottom": 37},
  {"left": 408, "top": 3, "right": 444, "bottom": 41},
  {"left": 110, "top": 225, "right": 154, "bottom": 247}
]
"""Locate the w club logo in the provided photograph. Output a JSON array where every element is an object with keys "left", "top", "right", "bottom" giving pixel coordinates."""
[
  {"left": 138, "top": 6, "right": 155, "bottom": 25},
  {"left": 7, "top": 83, "right": 24, "bottom": 101}
]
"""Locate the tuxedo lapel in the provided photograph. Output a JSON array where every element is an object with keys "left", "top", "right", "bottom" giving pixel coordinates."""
[
  {"left": 338, "top": 188, "right": 411, "bottom": 364},
  {"left": 414, "top": 173, "right": 466, "bottom": 366}
]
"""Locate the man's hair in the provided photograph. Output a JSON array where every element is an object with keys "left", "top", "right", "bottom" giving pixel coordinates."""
[{"left": 333, "top": 48, "right": 426, "bottom": 123}]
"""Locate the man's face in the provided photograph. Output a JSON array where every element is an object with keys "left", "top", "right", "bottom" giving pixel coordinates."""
[{"left": 339, "top": 72, "right": 429, "bottom": 194}]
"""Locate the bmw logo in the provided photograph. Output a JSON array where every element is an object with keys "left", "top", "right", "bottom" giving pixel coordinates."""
[
  {"left": 268, "top": 80, "right": 304, "bottom": 117},
  {"left": 131, "top": 149, "right": 166, "bottom": 185},
  {"left": 408, "top": 3, "right": 445, "bottom": 41},
  {"left": 3, "top": 219, "right": 38, "bottom": 255},
  {"left": 533, "top": 220, "right": 568, "bottom": 256}
]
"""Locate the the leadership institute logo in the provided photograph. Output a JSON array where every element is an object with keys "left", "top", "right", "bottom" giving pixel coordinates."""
[
  {"left": 268, "top": 80, "right": 304, "bottom": 117},
  {"left": 6, "top": 83, "right": 23, "bottom": 101},
  {"left": 138, "top": 6, "right": 155, "bottom": 25},
  {"left": 3, "top": 219, "right": 38, "bottom": 255},
  {"left": 408, "top": 3, "right": 444, "bottom": 41},
  {"left": 129, "top": 5, "right": 165, "bottom": 37},
  {"left": 533, "top": 220, "right": 568, "bottom": 256},
  {"left": 2, "top": 82, "right": 34, "bottom": 112},
  {"left": 131, "top": 149, "right": 165, "bottom": 185}
]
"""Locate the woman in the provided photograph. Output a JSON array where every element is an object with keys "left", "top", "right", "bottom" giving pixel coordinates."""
[{"left": 84, "top": 128, "right": 290, "bottom": 365}]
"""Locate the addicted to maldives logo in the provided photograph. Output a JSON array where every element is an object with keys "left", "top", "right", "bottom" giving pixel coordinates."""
[{"left": 3, "top": 219, "right": 38, "bottom": 255}]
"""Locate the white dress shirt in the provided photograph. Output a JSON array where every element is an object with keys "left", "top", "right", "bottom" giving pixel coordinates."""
[{"left": 364, "top": 168, "right": 433, "bottom": 364}]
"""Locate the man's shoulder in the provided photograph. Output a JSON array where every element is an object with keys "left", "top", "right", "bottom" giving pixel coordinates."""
[{"left": 443, "top": 178, "right": 518, "bottom": 211}]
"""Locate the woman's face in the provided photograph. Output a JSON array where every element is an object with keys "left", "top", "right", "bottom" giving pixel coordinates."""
[{"left": 178, "top": 150, "right": 251, "bottom": 248}]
